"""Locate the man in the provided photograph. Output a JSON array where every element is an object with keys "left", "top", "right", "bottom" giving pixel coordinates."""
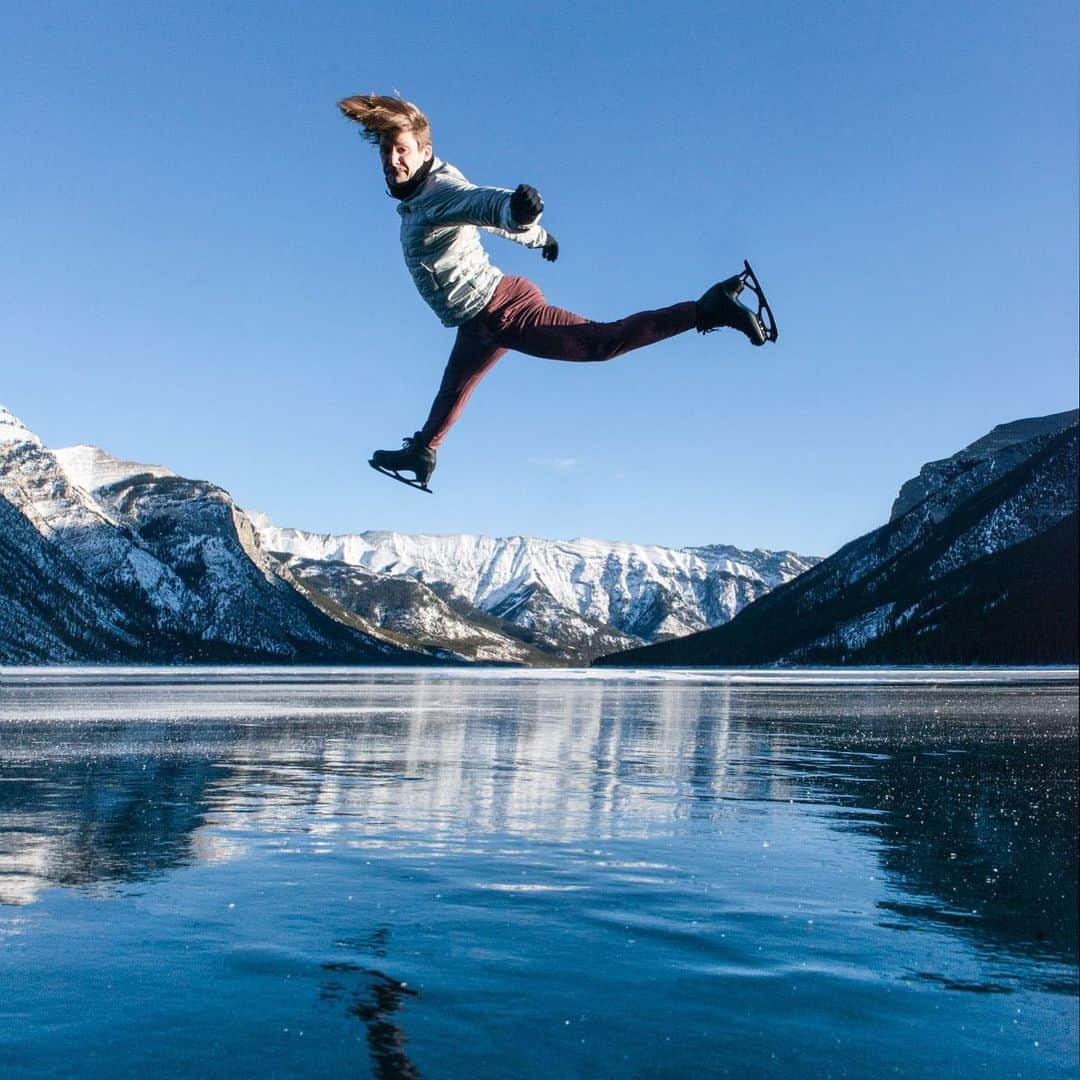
[{"left": 338, "top": 94, "right": 777, "bottom": 493}]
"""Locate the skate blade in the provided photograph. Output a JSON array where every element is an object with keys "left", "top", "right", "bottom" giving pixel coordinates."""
[
  {"left": 739, "top": 260, "right": 778, "bottom": 343},
  {"left": 369, "top": 460, "right": 433, "bottom": 494}
]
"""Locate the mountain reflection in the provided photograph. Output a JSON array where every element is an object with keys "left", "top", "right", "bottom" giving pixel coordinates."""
[
  {"left": 0, "top": 671, "right": 1075, "bottom": 976},
  {"left": 830, "top": 698, "right": 1077, "bottom": 970},
  {"left": 0, "top": 754, "right": 218, "bottom": 904}
]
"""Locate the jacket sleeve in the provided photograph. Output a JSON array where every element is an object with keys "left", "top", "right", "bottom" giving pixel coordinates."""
[
  {"left": 480, "top": 222, "right": 550, "bottom": 250},
  {"left": 423, "top": 172, "right": 540, "bottom": 234}
]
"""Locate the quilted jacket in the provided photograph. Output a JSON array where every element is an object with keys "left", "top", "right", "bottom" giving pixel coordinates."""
[{"left": 396, "top": 158, "right": 550, "bottom": 327}]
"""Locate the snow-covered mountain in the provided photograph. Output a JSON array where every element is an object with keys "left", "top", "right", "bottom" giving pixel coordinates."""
[
  {"left": 0, "top": 487, "right": 143, "bottom": 663},
  {"left": 599, "top": 410, "right": 1079, "bottom": 667},
  {"left": 0, "top": 407, "right": 428, "bottom": 664},
  {"left": 278, "top": 555, "right": 564, "bottom": 665},
  {"left": 1, "top": 403, "right": 818, "bottom": 665},
  {"left": 249, "top": 517, "right": 820, "bottom": 663}
]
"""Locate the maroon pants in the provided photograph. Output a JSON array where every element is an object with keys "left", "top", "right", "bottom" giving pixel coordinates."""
[{"left": 419, "top": 275, "right": 697, "bottom": 448}]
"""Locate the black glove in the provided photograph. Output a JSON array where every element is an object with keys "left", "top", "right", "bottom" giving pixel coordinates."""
[
  {"left": 510, "top": 183, "right": 543, "bottom": 226},
  {"left": 542, "top": 235, "right": 559, "bottom": 262}
]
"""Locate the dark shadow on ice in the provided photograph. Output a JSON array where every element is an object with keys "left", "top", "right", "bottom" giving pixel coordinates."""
[{"left": 319, "top": 951, "right": 421, "bottom": 1079}]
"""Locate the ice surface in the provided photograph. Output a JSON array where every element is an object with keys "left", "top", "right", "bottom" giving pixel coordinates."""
[{"left": 0, "top": 668, "right": 1075, "bottom": 1077}]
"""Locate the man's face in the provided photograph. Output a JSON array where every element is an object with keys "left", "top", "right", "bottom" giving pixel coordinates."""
[{"left": 379, "top": 128, "right": 432, "bottom": 187}]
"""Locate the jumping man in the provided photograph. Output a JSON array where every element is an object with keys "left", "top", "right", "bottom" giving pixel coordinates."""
[{"left": 337, "top": 94, "right": 777, "bottom": 493}]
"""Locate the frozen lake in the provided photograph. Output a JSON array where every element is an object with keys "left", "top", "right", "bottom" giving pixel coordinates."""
[{"left": 0, "top": 667, "right": 1077, "bottom": 1078}]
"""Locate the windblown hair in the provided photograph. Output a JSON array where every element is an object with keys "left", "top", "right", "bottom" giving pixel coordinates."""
[{"left": 336, "top": 94, "right": 432, "bottom": 147}]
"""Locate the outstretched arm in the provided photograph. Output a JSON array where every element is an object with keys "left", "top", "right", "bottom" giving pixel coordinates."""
[
  {"left": 425, "top": 177, "right": 545, "bottom": 229},
  {"left": 427, "top": 174, "right": 559, "bottom": 259},
  {"left": 424, "top": 179, "right": 529, "bottom": 230}
]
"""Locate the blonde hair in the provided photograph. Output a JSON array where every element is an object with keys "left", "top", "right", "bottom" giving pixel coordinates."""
[{"left": 336, "top": 94, "right": 432, "bottom": 147}]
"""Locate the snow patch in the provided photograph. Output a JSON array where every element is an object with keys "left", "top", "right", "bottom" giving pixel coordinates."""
[
  {"left": 0, "top": 406, "right": 42, "bottom": 447},
  {"left": 54, "top": 444, "right": 174, "bottom": 493},
  {"left": 836, "top": 603, "right": 897, "bottom": 649}
]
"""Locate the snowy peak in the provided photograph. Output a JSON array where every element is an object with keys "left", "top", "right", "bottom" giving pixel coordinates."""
[
  {"left": 54, "top": 444, "right": 175, "bottom": 494},
  {"left": 250, "top": 519, "right": 821, "bottom": 649},
  {"left": 0, "top": 405, "right": 42, "bottom": 447}
]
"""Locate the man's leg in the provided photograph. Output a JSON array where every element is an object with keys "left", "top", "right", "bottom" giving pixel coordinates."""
[
  {"left": 494, "top": 278, "right": 698, "bottom": 362},
  {"left": 418, "top": 326, "right": 507, "bottom": 450},
  {"left": 416, "top": 276, "right": 694, "bottom": 451}
]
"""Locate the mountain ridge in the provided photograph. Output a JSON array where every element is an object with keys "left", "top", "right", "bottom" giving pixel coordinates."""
[{"left": 249, "top": 516, "right": 820, "bottom": 658}]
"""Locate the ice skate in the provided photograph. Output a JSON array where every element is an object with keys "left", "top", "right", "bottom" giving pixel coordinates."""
[
  {"left": 696, "top": 260, "right": 778, "bottom": 346},
  {"left": 369, "top": 433, "right": 436, "bottom": 493}
]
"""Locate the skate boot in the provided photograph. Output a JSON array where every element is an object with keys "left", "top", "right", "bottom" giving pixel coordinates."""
[
  {"left": 696, "top": 260, "right": 778, "bottom": 346},
  {"left": 369, "top": 432, "right": 436, "bottom": 493}
]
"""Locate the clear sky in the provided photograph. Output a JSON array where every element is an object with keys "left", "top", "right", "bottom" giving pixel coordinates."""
[{"left": 2, "top": 1, "right": 1076, "bottom": 556}]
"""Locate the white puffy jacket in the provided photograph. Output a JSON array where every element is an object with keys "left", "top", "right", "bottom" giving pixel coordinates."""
[{"left": 396, "top": 158, "right": 550, "bottom": 327}]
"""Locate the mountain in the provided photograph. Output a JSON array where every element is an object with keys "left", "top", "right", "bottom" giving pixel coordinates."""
[
  {"left": 277, "top": 555, "right": 557, "bottom": 666},
  {"left": 0, "top": 490, "right": 146, "bottom": 663},
  {"left": 0, "top": 408, "right": 429, "bottom": 664},
  {"left": 889, "top": 410, "right": 1080, "bottom": 521},
  {"left": 250, "top": 520, "right": 821, "bottom": 664},
  {"left": 596, "top": 410, "right": 1079, "bottom": 667},
  {"left": 1, "top": 405, "right": 817, "bottom": 666}
]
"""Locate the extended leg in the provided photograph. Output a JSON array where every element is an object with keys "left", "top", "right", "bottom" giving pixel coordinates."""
[
  {"left": 492, "top": 277, "right": 697, "bottom": 362},
  {"left": 418, "top": 327, "right": 507, "bottom": 450}
]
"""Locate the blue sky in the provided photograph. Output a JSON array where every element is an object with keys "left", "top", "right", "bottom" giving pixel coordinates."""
[{"left": 2, "top": 1, "right": 1076, "bottom": 555}]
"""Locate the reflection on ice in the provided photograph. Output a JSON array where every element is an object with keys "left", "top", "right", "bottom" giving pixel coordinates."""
[{"left": 0, "top": 668, "right": 1076, "bottom": 975}]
